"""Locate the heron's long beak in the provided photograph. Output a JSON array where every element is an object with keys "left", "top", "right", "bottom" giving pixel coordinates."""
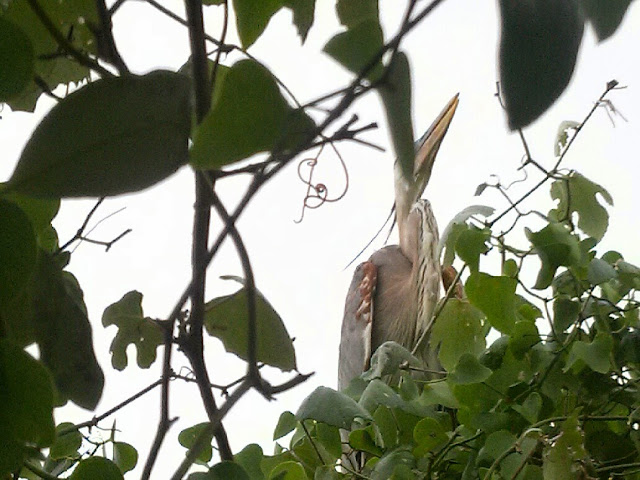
[
  {"left": 394, "top": 94, "right": 459, "bottom": 240},
  {"left": 412, "top": 93, "right": 459, "bottom": 201}
]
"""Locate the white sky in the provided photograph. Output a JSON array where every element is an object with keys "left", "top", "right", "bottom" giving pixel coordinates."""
[{"left": 2, "top": 0, "right": 639, "bottom": 477}]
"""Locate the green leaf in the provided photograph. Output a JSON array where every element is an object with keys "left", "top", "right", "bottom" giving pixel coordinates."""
[
  {"left": 190, "top": 60, "right": 315, "bottom": 169},
  {"left": 234, "top": 444, "right": 264, "bottom": 480},
  {"left": 232, "top": 0, "right": 284, "bottom": 48},
  {"left": 101, "top": 291, "right": 164, "bottom": 370},
  {"left": 179, "top": 423, "right": 213, "bottom": 465},
  {"left": 378, "top": 52, "right": 414, "bottom": 183},
  {"left": 70, "top": 457, "right": 124, "bottom": 480},
  {"left": 359, "top": 379, "right": 405, "bottom": 413},
  {"left": 419, "top": 381, "right": 459, "bottom": 409},
  {"left": 449, "top": 353, "right": 492, "bottom": 384},
  {"left": 0, "top": 199, "right": 37, "bottom": 307},
  {"left": 542, "top": 413, "right": 586, "bottom": 479},
  {"left": 363, "top": 341, "right": 420, "bottom": 380},
  {"left": 465, "top": 273, "right": 517, "bottom": 334},
  {"left": 7, "top": 71, "right": 191, "bottom": 197},
  {"left": 284, "top": 0, "right": 315, "bottom": 43},
  {"left": 477, "top": 430, "right": 516, "bottom": 465},
  {"left": 113, "top": 442, "right": 138, "bottom": 474},
  {"left": 32, "top": 251, "right": 104, "bottom": 409},
  {"left": 206, "top": 461, "right": 251, "bottom": 480},
  {"left": 316, "top": 423, "right": 342, "bottom": 460},
  {"left": 554, "top": 120, "right": 580, "bottom": 156},
  {"left": 581, "top": 0, "right": 632, "bottom": 41},
  {"left": 0, "top": 17, "right": 34, "bottom": 101},
  {"left": 49, "top": 423, "right": 81, "bottom": 460},
  {"left": 587, "top": 257, "right": 617, "bottom": 285},
  {"left": 336, "top": 0, "right": 379, "bottom": 27},
  {"left": 438, "top": 205, "right": 495, "bottom": 265},
  {"left": 455, "top": 226, "right": 490, "bottom": 272},
  {"left": 413, "top": 418, "right": 447, "bottom": 457},
  {"left": 480, "top": 336, "right": 509, "bottom": 370},
  {"left": 512, "top": 392, "right": 542, "bottom": 423},
  {"left": 0, "top": 340, "right": 55, "bottom": 475},
  {"left": 432, "top": 299, "right": 485, "bottom": 371},
  {"left": 273, "top": 411, "right": 297, "bottom": 440},
  {"left": 373, "top": 406, "right": 398, "bottom": 449},
  {"left": 1, "top": 192, "right": 60, "bottom": 241},
  {"left": 296, "top": 386, "right": 371, "bottom": 429},
  {"left": 371, "top": 448, "right": 414, "bottom": 480},
  {"left": 565, "top": 332, "right": 613, "bottom": 373},
  {"left": 203, "top": 277, "right": 296, "bottom": 371},
  {"left": 526, "top": 223, "right": 581, "bottom": 289},
  {"left": 509, "top": 321, "right": 540, "bottom": 359},
  {"left": 550, "top": 172, "right": 613, "bottom": 241},
  {"left": 323, "top": 19, "right": 384, "bottom": 80},
  {"left": 498, "top": 0, "right": 584, "bottom": 129},
  {"left": 268, "top": 461, "right": 306, "bottom": 480}
]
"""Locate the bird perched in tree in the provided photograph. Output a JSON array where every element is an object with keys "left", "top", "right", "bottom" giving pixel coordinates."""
[{"left": 338, "top": 95, "right": 459, "bottom": 390}]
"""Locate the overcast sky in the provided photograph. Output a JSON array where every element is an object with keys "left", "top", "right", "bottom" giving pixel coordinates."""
[{"left": 2, "top": 0, "right": 639, "bottom": 476}]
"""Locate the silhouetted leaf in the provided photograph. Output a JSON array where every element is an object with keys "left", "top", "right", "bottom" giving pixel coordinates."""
[
  {"left": 296, "top": 387, "right": 371, "bottom": 429},
  {"left": 378, "top": 52, "right": 414, "bottom": 183},
  {"left": 336, "top": 0, "right": 379, "bottom": 27},
  {"left": 203, "top": 277, "right": 296, "bottom": 371},
  {"left": 466, "top": 273, "right": 517, "bottom": 334},
  {"left": 0, "top": 199, "right": 36, "bottom": 306},
  {"left": 0, "top": 340, "right": 55, "bottom": 475},
  {"left": 179, "top": 423, "right": 213, "bottom": 465},
  {"left": 191, "top": 60, "right": 315, "bottom": 169},
  {"left": 70, "top": 457, "right": 123, "bottom": 480},
  {"left": 0, "top": 17, "right": 34, "bottom": 101},
  {"left": 7, "top": 71, "right": 191, "bottom": 197},
  {"left": 455, "top": 226, "right": 490, "bottom": 272},
  {"left": 324, "top": 19, "right": 384, "bottom": 80},
  {"left": 438, "top": 205, "right": 494, "bottom": 263},
  {"left": 102, "top": 291, "right": 164, "bottom": 370},
  {"left": 284, "top": 0, "right": 315, "bottom": 43},
  {"left": 554, "top": 120, "right": 580, "bottom": 156},
  {"left": 206, "top": 461, "right": 251, "bottom": 480},
  {"left": 232, "top": 0, "right": 284, "bottom": 48},
  {"left": 498, "top": 0, "right": 584, "bottom": 129},
  {"left": 49, "top": 423, "right": 81, "bottom": 460},
  {"left": 581, "top": 0, "right": 632, "bottom": 41},
  {"left": 32, "top": 252, "right": 104, "bottom": 409}
]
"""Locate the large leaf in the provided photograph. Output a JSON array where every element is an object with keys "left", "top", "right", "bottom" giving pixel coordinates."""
[
  {"left": 0, "top": 16, "right": 34, "bottom": 101},
  {"left": 378, "top": 52, "right": 414, "bottom": 183},
  {"left": 70, "top": 457, "right": 124, "bottom": 480},
  {"left": 190, "top": 60, "right": 315, "bottom": 169},
  {"left": 102, "top": 291, "right": 164, "bottom": 370},
  {"left": 465, "top": 273, "right": 517, "bottom": 334},
  {"left": 203, "top": 277, "right": 296, "bottom": 371},
  {"left": 232, "top": 0, "right": 284, "bottom": 48},
  {"left": 0, "top": 340, "right": 55, "bottom": 475},
  {"left": 581, "top": 0, "right": 633, "bottom": 41},
  {"left": 431, "top": 299, "right": 485, "bottom": 371},
  {"left": 550, "top": 172, "right": 613, "bottom": 241},
  {"left": 336, "top": 0, "right": 379, "bottom": 28},
  {"left": 323, "top": 19, "right": 384, "bottom": 80},
  {"left": 448, "top": 353, "right": 492, "bottom": 384},
  {"left": 7, "top": 71, "right": 191, "bottom": 197},
  {"left": 565, "top": 332, "right": 613, "bottom": 373},
  {"left": 498, "top": 0, "right": 584, "bottom": 129},
  {"left": 284, "top": 0, "right": 315, "bottom": 43},
  {"left": 296, "top": 386, "right": 372, "bottom": 429},
  {"left": 32, "top": 251, "right": 104, "bottom": 409}
]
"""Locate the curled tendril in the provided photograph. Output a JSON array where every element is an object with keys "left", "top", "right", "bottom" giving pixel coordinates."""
[{"left": 295, "top": 140, "right": 349, "bottom": 223}]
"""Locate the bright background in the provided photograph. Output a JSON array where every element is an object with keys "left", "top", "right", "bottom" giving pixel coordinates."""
[{"left": 1, "top": 0, "right": 639, "bottom": 476}]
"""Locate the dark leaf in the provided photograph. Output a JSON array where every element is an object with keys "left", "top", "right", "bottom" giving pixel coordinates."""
[
  {"left": 336, "top": 0, "right": 379, "bottom": 27},
  {"left": 203, "top": 277, "right": 296, "bottom": 371},
  {"left": 32, "top": 251, "right": 104, "bottom": 409},
  {"left": 49, "top": 423, "right": 81, "bottom": 460},
  {"left": 581, "top": 0, "right": 632, "bottom": 41},
  {"left": 526, "top": 223, "right": 581, "bottom": 289},
  {"left": 498, "top": 0, "right": 584, "bottom": 129},
  {"left": 113, "top": 442, "right": 138, "bottom": 474},
  {"left": 284, "top": 0, "right": 315, "bottom": 43},
  {"left": 69, "top": 457, "right": 123, "bottom": 480},
  {"left": 232, "top": 0, "right": 284, "bottom": 48},
  {"left": 233, "top": 444, "right": 264, "bottom": 480},
  {"left": 7, "top": 71, "right": 191, "bottom": 197},
  {"left": 190, "top": 60, "right": 315, "bottom": 169},
  {"left": 323, "top": 19, "right": 384, "bottom": 80},
  {"left": 179, "top": 423, "right": 213, "bottom": 465},
  {"left": 0, "top": 17, "right": 34, "bottom": 101}
]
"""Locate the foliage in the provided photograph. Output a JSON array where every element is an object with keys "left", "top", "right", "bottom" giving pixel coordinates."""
[{"left": 0, "top": 0, "right": 637, "bottom": 479}]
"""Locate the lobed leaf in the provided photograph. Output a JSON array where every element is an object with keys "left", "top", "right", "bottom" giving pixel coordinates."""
[
  {"left": 465, "top": 272, "right": 517, "bottom": 334},
  {"left": 526, "top": 222, "right": 581, "bottom": 289}
]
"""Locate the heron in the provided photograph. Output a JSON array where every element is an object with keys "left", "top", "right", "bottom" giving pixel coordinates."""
[{"left": 338, "top": 95, "right": 459, "bottom": 391}]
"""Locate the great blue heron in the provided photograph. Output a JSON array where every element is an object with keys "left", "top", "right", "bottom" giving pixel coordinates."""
[{"left": 338, "top": 95, "right": 459, "bottom": 390}]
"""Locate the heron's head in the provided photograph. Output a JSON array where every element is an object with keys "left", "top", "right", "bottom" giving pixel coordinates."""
[{"left": 396, "top": 95, "right": 458, "bottom": 257}]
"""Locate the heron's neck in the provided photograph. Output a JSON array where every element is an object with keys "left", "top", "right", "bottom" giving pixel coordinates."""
[{"left": 412, "top": 210, "right": 440, "bottom": 341}]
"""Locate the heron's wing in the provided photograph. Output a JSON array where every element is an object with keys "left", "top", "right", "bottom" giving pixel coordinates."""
[{"left": 338, "top": 261, "right": 377, "bottom": 391}]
